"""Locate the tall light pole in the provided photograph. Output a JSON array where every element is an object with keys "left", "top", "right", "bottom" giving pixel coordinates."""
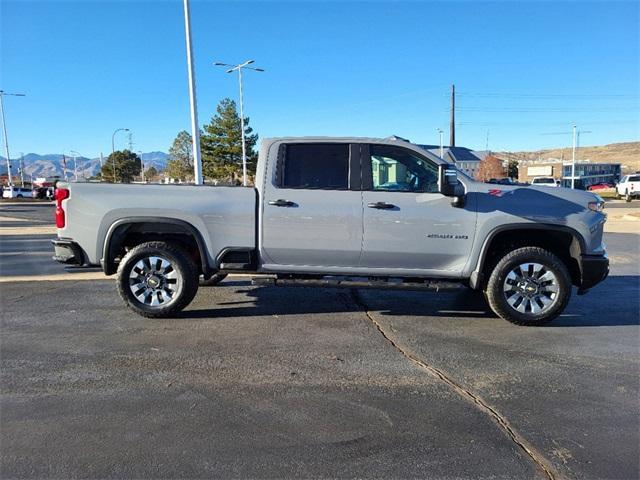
[
  {"left": 19, "top": 153, "right": 25, "bottom": 187},
  {"left": 0, "top": 91, "right": 25, "bottom": 187},
  {"left": 182, "top": 0, "right": 203, "bottom": 185},
  {"left": 214, "top": 60, "right": 264, "bottom": 186},
  {"left": 436, "top": 128, "right": 444, "bottom": 158},
  {"left": 571, "top": 125, "right": 577, "bottom": 189},
  {"left": 111, "top": 128, "right": 129, "bottom": 183}
]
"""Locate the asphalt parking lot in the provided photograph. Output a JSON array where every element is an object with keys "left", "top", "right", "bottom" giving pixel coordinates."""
[{"left": 1, "top": 201, "right": 639, "bottom": 479}]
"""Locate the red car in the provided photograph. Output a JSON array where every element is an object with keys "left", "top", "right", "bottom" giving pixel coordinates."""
[{"left": 587, "top": 182, "right": 615, "bottom": 191}]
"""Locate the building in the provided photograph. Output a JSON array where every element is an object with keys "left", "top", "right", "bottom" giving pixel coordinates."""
[
  {"left": 417, "top": 145, "right": 485, "bottom": 178},
  {"left": 518, "top": 160, "right": 621, "bottom": 188},
  {"left": 560, "top": 162, "right": 622, "bottom": 189}
]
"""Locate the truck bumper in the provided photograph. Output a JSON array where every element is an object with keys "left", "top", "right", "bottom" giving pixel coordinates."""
[
  {"left": 52, "top": 239, "right": 84, "bottom": 265},
  {"left": 577, "top": 253, "right": 609, "bottom": 294}
]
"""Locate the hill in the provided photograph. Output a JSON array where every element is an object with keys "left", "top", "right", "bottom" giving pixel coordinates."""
[
  {"left": 0, "top": 152, "right": 169, "bottom": 178},
  {"left": 497, "top": 141, "right": 640, "bottom": 173}
]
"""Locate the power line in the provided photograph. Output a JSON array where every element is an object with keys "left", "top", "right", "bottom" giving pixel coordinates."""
[{"left": 455, "top": 92, "right": 637, "bottom": 99}]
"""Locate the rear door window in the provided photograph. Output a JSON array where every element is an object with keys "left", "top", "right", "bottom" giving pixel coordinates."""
[
  {"left": 628, "top": 175, "right": 640, "bottom": 182},
  {"left": 280, "top": 143, "right": 349, "bottom": 190}
]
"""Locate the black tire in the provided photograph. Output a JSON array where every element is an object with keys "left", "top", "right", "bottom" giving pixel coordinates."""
[
  {"left": 200, "top": 273, "right": 228, "bottom": 286},
  {"left": 485, "top": 246, "right": 571, "bottom": 326},
  {"left": 625, "top": 190, "right": 631, "bottom": 202},
  {"left": 16, "top": 194, "right": 22, "bottom": 198},
  {"left": 116, "top": 241, "right": 199, "bottom": 318}
]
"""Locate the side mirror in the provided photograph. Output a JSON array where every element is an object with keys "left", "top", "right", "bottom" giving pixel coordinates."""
[
  {"left": 439, "top": 164, "right": 466, "bottom": 207},
  {"left": 438, "top": 164, "right": 458, "bottom": 196}
]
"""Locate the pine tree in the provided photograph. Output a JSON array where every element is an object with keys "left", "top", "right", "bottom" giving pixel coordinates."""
[
  {"left": 201, "top": 98, "right": 258, "bottom": 183},
  {"left": 101, "top": 150, "right": 142, "bottom": 183},
  {"left": 166, "top": 130, "right": 194, "bottom": 181}
]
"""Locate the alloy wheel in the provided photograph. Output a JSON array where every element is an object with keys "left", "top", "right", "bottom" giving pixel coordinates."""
[
  {"left": 128, "top": 255, "right": 182, "bottom": 308},
  {"left": 503, "top": 262, "right": 559, "bottom": 315}
]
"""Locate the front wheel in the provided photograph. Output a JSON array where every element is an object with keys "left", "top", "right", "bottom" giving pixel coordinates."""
[
  {"left": 625, "top": 190, "right": 632, "bottom": 202},
  {"left": 485, "top": 247, "right": 571, "bottom": 326},
  {"left": 117, "top": 241, "right": 199, "bottom": 318}
]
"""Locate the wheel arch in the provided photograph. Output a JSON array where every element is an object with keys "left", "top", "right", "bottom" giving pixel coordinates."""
[
  {"left": 470, "top": 224, "right": 585, "bottom": 290},
  {"left": 102, "top": 217, "right": 212, "bottom": 276}
]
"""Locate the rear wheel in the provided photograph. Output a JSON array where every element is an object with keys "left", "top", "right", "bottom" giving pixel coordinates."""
[
  {"left": 117, "top": 241, "right": 199, "bottom": 318},
  {"left": 485, "top": 247, "right": 571, "bottom": 326}
]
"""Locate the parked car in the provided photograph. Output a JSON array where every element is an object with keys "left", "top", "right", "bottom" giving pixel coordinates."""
[
  {"left": 52, "top": 136, "right": 609, "bottom": 326},
  {"left": 531, "top": 177, "right": 559, "bottom": 187},
  {"left": 586, "top": 182, "right": 615, "bottom": 191},
  {"left": 486, "top": 178, "right": 522, "bottom": 186},
  {"left": 2, "top": 186, "right": 32, "bottom": 198},
  {"left": 616, "top": 175, "right": 640, "bottom": 201}
]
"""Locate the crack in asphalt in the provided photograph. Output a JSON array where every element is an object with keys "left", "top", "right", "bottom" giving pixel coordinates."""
[{"left": 350, "top": 289, "right": 558, "bottom": 480}]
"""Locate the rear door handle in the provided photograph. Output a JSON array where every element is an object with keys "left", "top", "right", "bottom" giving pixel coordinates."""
[
  {"left": 268, "top": 199, "right": 295, "bottom": 207},
  {"left": 367, "top": 202, "right": 396, "bottom": 210}
]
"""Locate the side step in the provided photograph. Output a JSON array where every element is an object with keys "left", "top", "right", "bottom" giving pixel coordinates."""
[{"left": 251, "top": 275, "right": 466, "bottom": 292}]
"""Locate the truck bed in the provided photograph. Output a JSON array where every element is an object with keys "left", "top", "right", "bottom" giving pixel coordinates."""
[{"left": 57, "top": 182, "right": 257, "bottom": 268}]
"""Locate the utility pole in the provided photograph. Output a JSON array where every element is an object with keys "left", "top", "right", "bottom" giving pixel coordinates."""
[
  {"left": 449, "top": 84, "right": 456, "bottom": 147},
  {"left": 182, "top": 0, "right": 204, "bottom": 185},
  {"left": 0, "top": 91, "right": 25, "bottom": 187}
]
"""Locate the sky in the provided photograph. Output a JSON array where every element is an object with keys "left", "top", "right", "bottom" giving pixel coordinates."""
[{"left": 1, "top": 0, "right": 638, "bottom": 158}]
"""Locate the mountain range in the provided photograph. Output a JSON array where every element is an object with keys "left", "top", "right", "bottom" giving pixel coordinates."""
[{"left": 0, "top": 152, "right": 170, "bottom": 179}]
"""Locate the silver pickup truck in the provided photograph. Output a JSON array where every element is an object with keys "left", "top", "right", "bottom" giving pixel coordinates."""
[{"left": 52, "top": 137, "right": 609, "bottom": 325}]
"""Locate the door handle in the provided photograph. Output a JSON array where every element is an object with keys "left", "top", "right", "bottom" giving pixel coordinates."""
[
  {"left": 367, "top": 202, "right": 396, "bottom": 210},
  {"left": 268, "top": 199, "right": 295, "bottom": 207}
]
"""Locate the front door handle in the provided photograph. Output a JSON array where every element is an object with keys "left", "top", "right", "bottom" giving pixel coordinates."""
[
  {"left": 268, "top": 199, "right": 295, "bottom": 207},
  {"left": 367, "top": 201, "right": 396, "bottom": 210}
]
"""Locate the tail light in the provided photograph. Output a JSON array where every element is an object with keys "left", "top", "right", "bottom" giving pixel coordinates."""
[{"left": 55, "top": 188, "right": 70, "bottom": 228}]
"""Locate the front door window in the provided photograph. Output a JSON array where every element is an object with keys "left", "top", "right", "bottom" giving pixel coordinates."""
[{"left": 369, "top": 145, "right": 439, "bottom": 193}]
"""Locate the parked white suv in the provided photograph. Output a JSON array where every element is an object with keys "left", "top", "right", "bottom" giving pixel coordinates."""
[
  {"left": 2, "top": 186, "right": 32, "bottom": 198},
  {"left": 531, "top": 177, "right": 559, "bottom": 187},
  {"left": 616, "top": 175, "right": 640, "bottom": 202}
]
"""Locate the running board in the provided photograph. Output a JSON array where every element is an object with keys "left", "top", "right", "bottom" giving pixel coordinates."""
[
  {"left": 64, "top": 266, "right": 103, "bottom": 273},
  {"left": 251, "top": 275, "right": 466, "bottom": 292}
]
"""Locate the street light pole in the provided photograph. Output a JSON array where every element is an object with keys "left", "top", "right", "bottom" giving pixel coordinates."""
[
  {"left": 111, "top": 128, "right": 129, "bottom": 183},
  {"left": 437, "top": 129, "right": 444, "bottom": 158},
  {"left": 571, "top": 124, "right": 577, "bottom": 190},
  {"left": 70, "top": 150, "right": 81, "bottom": 181},
  {"left": 138, "top": 150, "right": 145, "bottom": 182},
  {"left": 182, "top": 0, "right": 204, "bottom": 186},
  {"left": 0, "top": 91, "right": 25, "bottom": 187},
  {"left": 214, "top": 60, "right": 264, "bottom": 186}
]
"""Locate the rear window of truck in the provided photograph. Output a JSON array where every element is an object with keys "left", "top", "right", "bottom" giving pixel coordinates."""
[{"left": 281, "top": 143, "right": 349, "bottom": 190}]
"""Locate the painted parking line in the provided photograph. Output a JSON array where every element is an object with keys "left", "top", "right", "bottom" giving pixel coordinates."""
[
  {"left": 0, "top": 272, "right": 112, "bottom": 283},
  {"left": 0, "top": 226, "right": 57, "bottom": 235}
]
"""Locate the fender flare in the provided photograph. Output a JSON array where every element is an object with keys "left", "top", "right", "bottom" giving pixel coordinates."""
[
  {"left": 469, "top": 223, "right": 586, "bottom": 290},
  {"left": 101, "top": 217, "right": 212, "bottom": 276}
]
